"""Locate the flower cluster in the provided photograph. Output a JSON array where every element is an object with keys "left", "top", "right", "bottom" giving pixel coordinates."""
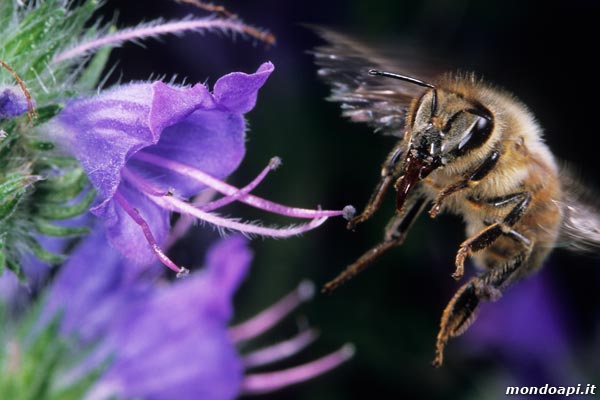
[
  {"left": 0, "top": 1, "right": 353, "bottom": 398},
  {"left": 40, "top": 231, "right": 353, "bottom": 400}
]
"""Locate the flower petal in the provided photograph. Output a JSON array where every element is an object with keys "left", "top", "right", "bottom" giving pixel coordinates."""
[
  {"left": 51, "top": 83, "right": 157, "bottom": 205},
  {"left": 92, "top": 180, "right": 170, "bottom": 266},
  {"left": 129, "top": 109, "right": 246, "bottom": 197},
  {"left": 148, "top": 82, "right": 214, "bottom": 135},
  {"left": 213, "top": 62, "right": 274, "bottom": 113}
]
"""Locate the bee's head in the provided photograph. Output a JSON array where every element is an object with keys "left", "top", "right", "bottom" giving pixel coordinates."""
[
  {"left": 369, "top": 70, "right": 495, "bottom": 210},
  {"left": 410, "top": 89, "right": 494, "bottom": 165}
]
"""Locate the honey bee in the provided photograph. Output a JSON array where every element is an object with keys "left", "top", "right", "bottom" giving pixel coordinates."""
[{"left": 311, "top": 28, "right": 599, "bottom": 367}]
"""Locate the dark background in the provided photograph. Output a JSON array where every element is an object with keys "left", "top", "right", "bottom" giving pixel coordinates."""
[{"left": 98, "top": 1, "right": 600, "bottom": 399}]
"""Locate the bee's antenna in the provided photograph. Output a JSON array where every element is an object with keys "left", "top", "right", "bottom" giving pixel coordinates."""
[{"left": 368, "top": 69, "right": 438, "bottom": 116}]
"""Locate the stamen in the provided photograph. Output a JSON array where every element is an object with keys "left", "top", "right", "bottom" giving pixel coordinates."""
[
  {"left": 156, "top": 195, "right": 329, "bottom": 237},
  {"left": 134, "top": 152, "right": 350, "bottom": 219},
  {"left": 163, "top": 188, "right": 218, "bottom": 251},
  {"left": 200, "top": 157, "right": 280, "bottom": 212},
  {"left": 114, "top": 192, "right": 188, "bottom": 275},
  {"left": 242, "top": 329, "right": 318, "bottom": 368},
  {"left": 229, "top": 281, "right": 315, "bottom": 343},
  {"left": 125, "top": 169, "right": 330, "bottom": 237},
  {"left": 53, "top": 18, "right": 275, "bottom": 63},
  {"left": 241, "top": 344, "right": 355, "bottom": 395}
]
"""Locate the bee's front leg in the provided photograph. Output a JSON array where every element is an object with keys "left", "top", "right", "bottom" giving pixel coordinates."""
[
  {"left": 347, "top": 145, "right": 403, "bottom": 230},
  {"left": 429, "top": 150, "right": 500, "bottom": 218},
  {"left": 432, "top": 249, "right": 530, "bottom": 368},
  {"left": 323, "top": 196, "right": 426, "bottom": 294}
]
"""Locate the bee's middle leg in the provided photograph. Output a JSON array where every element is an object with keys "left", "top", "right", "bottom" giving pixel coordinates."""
[
  {"left": 429, "top": 150, "right": 500, "bottom": 218},
  {"left": 453, "top": 191, "right": 532, "bottom": 280},
  {"left": 323, "top": 197, "right": 426, "bottom": 294}
]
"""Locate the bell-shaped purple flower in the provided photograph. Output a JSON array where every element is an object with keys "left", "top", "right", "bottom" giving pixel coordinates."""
[
  {"left": 49, "top": 63, "right": 270, "bottom": 268},
  {"left": 42, "top": 231, "right": 353, "bottom": 400},
  {"left": 47, "top": 63, "right": 352, "bottom": 275}
]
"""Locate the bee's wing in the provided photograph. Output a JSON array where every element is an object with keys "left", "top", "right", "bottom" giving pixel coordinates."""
[
  {"left": 310, "top": 27, "right": 439, "bottom": 138},
  {"left": 558, "top": 171, "right": 600, "bottom": 252}
]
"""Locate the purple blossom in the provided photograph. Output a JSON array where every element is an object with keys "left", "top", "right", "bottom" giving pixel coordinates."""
[
  {"left": 0, "top": 86, "right": 29, "bottom": 119},
  {"left": 47, "top": 63, "right": 352, "bottom": 275},
  {"left": 42, "top": 230, "right": 353, "bottom": 400}
]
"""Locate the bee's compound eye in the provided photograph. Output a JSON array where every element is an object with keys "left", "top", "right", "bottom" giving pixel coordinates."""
[{"left": 458, "top": 115, "right": 493, "bottom": 152}]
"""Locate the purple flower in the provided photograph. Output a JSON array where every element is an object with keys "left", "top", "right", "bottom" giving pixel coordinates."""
[
  {"left": 47, "top": 63, "right": 352, "bottom": 275},
  {"left": 465, "top": 268, "right": 575, "bottom": 385},
  {"left": 0, "top": 86, "right": 29, "bottom": 119},
  {"left": 467, "top": 269, "right": 569, "bottom": 359},
  {"left": 43, "top": 231, "right": 353, "bottom": 400}
]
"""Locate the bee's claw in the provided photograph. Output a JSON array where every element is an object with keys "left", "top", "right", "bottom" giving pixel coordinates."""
[
  {"left": 346, "top": 218, "right": 361, "bottom": 231},
  {"left": 429, "top": 202, "right": 442, "bottom": 218}
]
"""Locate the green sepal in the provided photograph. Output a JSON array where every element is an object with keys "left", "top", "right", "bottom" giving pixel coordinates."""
[
  {"left": 1, "top": 4, "right": 67, "bottom": 74},
  {"left": 33, "top": 103, "right": 64, "bottom": 126},
  {"left": 0, "top": 197, "right": 19, "bottom": 221},
  {"left": 0, "top": 174, "right": 41, "bottom": 220},
  {"left": 34, "top": 220, "right": 90, "bottom": 238},
  {"left": 38, "top": 156, "right": 80, "bottom": 169},
  {"left": 29, "top": 141, "right": 55, "bottom": 151},
  {"left": 0, "top": 120, "right": 17, "bottom": 153},
  {"left": 0, "top": 303, "right": 109, "bottom": 400},
  {"left": 36, "top": 188, "right": 95, "bottom": 220},
  {"left": 37, "top": 168, "right": 89, "bottom": 204},
  {"left": 5, "top": 258, "right": 25, "bottom": 284},
  {"left": 25, "top": 238, "right": 65, "bottom": 265},
  {"left": 0, "top": 174, "right": 39, "bottom": 198},
  {"left": 0, "top": 239, "right": 5, "bottom": 276},
  {"left": 0, "top": 0, "right": 15, "bottom": 29},
  {"left": 1, "top": 0, "right": 105, "bottom": 102}
]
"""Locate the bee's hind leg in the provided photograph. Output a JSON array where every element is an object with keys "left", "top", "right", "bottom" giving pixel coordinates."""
[
  {"left": 323, "top": 197, "right": 427, "bottom": 294},
  {"left": 432, "top": 249, "right": 531, "bottom": 368}
]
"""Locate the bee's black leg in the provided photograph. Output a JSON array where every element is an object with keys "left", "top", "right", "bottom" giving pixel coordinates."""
[
  {"left": 453, "top": 191, "right": 532, "bottom": 280},
  {"left": 347, "top": 146, "right": 403, "bottom": 230},
  {"left": 429, "top": 150, "right": 500, "bottom": 218},
  {"left": 432, "top": 249, "right": 530, "bottom": 367},
  {"left": 323, "top": 197, "right": 426, "bottom": 294}
]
